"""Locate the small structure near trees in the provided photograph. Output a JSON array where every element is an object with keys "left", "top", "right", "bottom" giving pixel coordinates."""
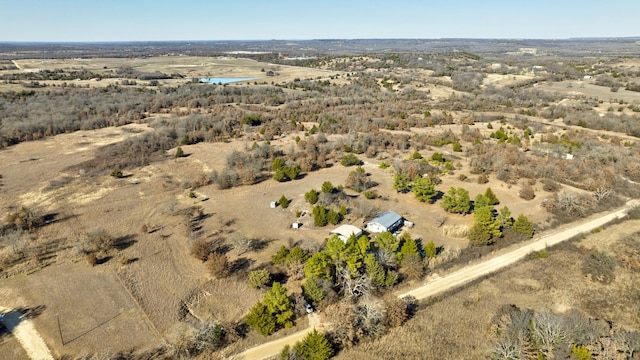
[
  {"left": 366, "top": 211, "right": 404, "bottom": 234},
  {"left": 329, "top": 224, "right": 363, "bottom": 242}
]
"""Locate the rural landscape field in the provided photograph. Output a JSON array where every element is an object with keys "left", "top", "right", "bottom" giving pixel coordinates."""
[{"left": 1, "top": 37, "right": 640, "bottom": 360}]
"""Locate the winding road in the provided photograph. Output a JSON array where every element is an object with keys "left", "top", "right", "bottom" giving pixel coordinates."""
[{"left": 229, "top": 200, "right": 639, "bottom": 360}]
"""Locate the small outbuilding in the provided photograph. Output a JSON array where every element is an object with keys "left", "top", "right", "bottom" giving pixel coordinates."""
[
  {"left": 329, "top": 224, "right": 364, "bottom": 242},
  {"left": 366, "top": 211, "right": 404, "bottom": 234}
]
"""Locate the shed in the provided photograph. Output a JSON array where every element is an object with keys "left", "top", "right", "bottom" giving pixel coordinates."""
[
  {"left": 330, "top": 224, "right": 363, "bottom": 242},
  {"left": 366, "top": 211, "right": 404, "bottom": 234}
]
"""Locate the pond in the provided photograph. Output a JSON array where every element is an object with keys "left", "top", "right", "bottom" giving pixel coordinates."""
[{"left": 198, "top": 77, "right": 256, "bottom": 84}]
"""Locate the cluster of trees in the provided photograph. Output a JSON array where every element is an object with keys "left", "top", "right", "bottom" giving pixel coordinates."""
[
  {"left": 491, "top": 305, "right": 640, "bottom": 360},
  {"left": 244, "top": 228, "right": 437, "bottom": 343}
]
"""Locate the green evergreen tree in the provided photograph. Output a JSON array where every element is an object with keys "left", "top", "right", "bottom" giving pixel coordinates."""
[
  {"left": 424, "top": 240, "right": 437, "bottom": 259},
  {"left": 278, "top": 195, "right": 289, "bottom": 209},
  {"left": 356, "top": 235, "right": 371, "bottom": 256},
  {"left": 413, "top": 176, "right": 437, "bottom": 203},
  {"left": 302, "top": 277, "right": 326, "bottom": 304},
  {"left": 393, "top": 174, "right": 411, "bottom": 193},
  {"left": 305, "top": 189, "right": 319, "bottom": 205},
  {"left": 468, "top": 223, "right": 492, "bottom": 246},
  {"left": 474, "top": 206, "right": 502, "bottom": 238},
  {"left": 375, "top": 231, "right": 400, "bottom": 252},
  {"left": 285, "top": 165, "right": 301, "bottom": 180},
  {"left": 473, "top": 193, "right": 490, "bottom": 212},
  {"left": 452, "top": 140, "right": 462, "bottom": 152},
  {"left": 305, "top": 252, "right": 334, "bottom": 280},
  {"left": 496, "top": 206, "right": 513, "bottom": 229},
  {"left": 312, "top": 205, "right": 328, "bottom": 227},
  {"left": 365, "top": 254, "right": 386, "bottom": 288},
  {"left": 263, "top": 282, "right": 294, "bottom": 329},
  {"left": 512, "top": 214, "right": 534, "bottom": 238},
  {"left": 271, "top": 245, "right": 290, "bottom": 265},
  {"left": 175, "top": 146, "right": 185, "bottom": 158},
  {"left": 326, "top": 208, "right": 340, "bottom": 225},
  {"left": 484, "top": 187, "right": 500, "bottom": 205},
  {"left": 321, "top": 181, "right": 334, "bottom": 194},
  {"left": 272, "top": 157, "right": 286, "bottom": 171},
  {"left": 293, "top": 329, "right": 334, "bottom": 360},
  {"left": 398, "top": 233, "right": 420, "bottom": 262},
  {"left": 441, "top": 187, "right": 471, "bottom": 214},
  {"left": 286, "top": 246, "right": 309, "bottom": 264},
  {"left": 246, "top": 301, "right": 276, "bottom": 336},
  {"left": 325, "top": 235, "right": 346, "bottom": 263},
  {"left": 384, "top": 269, "right": 399, "bottom": 287},
  {"left": 248, "top": 269, "right": 271, "bottom": 289}
]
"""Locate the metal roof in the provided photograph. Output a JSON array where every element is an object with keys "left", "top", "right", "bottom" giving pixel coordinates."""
[{"left": 369, "top": 211, "right": 403, "bottom": 229}]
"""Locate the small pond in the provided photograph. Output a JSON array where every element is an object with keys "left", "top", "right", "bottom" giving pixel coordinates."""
[{"left": 198, "top": 77, "right": 255, "bottom": 84}]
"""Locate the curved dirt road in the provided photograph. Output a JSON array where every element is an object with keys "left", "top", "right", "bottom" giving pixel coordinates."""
[
  {"left": 0, "top": 306, "right": 54, "bottom": 360},
  {"left": 229, "top": 200, "right": 638, "bottom": 360}
]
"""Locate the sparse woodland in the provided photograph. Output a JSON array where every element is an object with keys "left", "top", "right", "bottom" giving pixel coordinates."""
[{"left": 1, "top": 41, "right": 640, "bottom": 359}]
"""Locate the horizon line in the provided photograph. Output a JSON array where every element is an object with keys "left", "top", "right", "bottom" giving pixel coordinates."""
[{"left": 2, "top": 36, "right": 640, "bottom": 44}]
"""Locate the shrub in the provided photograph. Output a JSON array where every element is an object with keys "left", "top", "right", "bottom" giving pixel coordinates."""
[
  {"left": 363, "top": 190, "right": 378, "bottom": 199},
  {"left": 340, "top": 153, "right": 361, "bottom": 166},
  {"left": 248, "top": 269, "right": 271, "bottom": 289},
  {"left": 175, "top": 146, "right": 185, "bottom": 158},
  {"left": 409, "top": 151, "right": 423, "bottom": 160},
  {"left": 86, "top": 252, "right": 98, "bottom": 266},
  {"left": 191, "top": 238, "right": 212, "bottom": 261},
  {"left": 278, "top": 195, "right": 289, "bottom": 209},
  {"left": 313, "top": 205, "right": 328, "bottom": 227},
  {"left": 379, "top": 161, "right": 390, "bottom": 169},
  {"left": 512, "top": 214, "right": 534, "bottom": 238},
  {"left": 305, "top": 189, "right": 319, "bottom": 204},
  {"left": 110, "top": 168, "right": 124, "bottom": 178},
  {"left": 321, "top": 181, "right": 334, "bottom": 194},
  {"left": 326, "top": 209, "right": 341, "bottom": 225},
  {"left": 518, "top": 183, "right": 535, "bottom": 200},
  {"left": 430, "top": 152, "right": 445, "bottom": 163},
  {"left": 582, "top": 250, "right": 616, "bottom": 284},
  {"left": 424, "top": 240, "right": 437, "bottom": 259},
  {"left": 206, "top": 253, "right": 230, "bottom": 278},
  {"left": 5, "top": 206, "right": 43, "bottom": 232}
]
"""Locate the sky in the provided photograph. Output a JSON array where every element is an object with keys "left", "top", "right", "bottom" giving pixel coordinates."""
[{"left": 2, "top": 0, "right": 639, "bottom": 42}]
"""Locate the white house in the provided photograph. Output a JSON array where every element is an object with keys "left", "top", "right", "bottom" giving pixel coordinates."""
[
  {"left": 329, "top": 224, "right": 363, "bottom": 242},
  {"left": 366, "top": 211, "right": 404, "bottom": 234}
]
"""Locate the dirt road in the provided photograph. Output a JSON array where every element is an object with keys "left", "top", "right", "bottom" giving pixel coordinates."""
[
  {"left": 229, "top": 200, "right": 638, "bottom": 360},
  {"left": 232, "top": 313, "right": 321, "bottom": 360},
  {"left": 0, "top": 306, "right": 54, "bottom": 360},
  {"left": 399, "top": 200, "right": 637, "bottom": 300}
]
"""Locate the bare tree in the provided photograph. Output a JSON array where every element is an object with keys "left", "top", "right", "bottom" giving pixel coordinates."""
[
  {"left": 491, "top": 337, "right": 521, "bottom": 360},
  {"left": 530, "top": 311, "right": 567, "bottom": 356},
  {"left": 614, "top": 329, "right": 640, "bottom": 359},
  {"left": 338, "top": 267, "right": 372, "bottom": 298},
  {"left": 593, "top": 187, "right": 614, "bottom": 202}
]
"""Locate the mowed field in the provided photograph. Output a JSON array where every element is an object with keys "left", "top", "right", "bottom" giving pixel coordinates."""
[{"left": 0, "top": 108, "right": 557, "bottom": 357}]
